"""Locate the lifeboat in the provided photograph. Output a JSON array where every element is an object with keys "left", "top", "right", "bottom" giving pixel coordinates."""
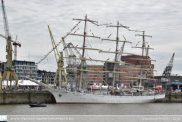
[
  {"left": 155, "top": 85, "right": 162, "bottom": 90},
  {"left": 88, "top": 85, "right": 100, "bottom": 90},
  {"left": 121, "top": 88, "right": 132, "bottom": 91}
]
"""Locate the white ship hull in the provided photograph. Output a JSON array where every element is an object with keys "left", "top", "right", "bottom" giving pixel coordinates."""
[{"left": 49, "top": 90, "right": 165, "bottom": 104}]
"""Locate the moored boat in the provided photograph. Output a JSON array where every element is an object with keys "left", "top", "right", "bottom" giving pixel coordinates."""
[
  {"left": 24, "top": 15, "right": 165, "bottom": 104},
  {"left": 29, "top": 103, "right": 47, "bottom": 107}
]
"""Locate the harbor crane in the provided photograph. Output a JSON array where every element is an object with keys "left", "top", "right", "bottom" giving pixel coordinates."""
[
  {"left": 162, "top": 53, "right": 175, "bottom": 78},
  {"left": 0, "top": 0, "right": 18, "bottom": 90},
  {"left": 48, "top": 25, "right": 68, "bottom": 88},
  {"left": 0, "top": 34, "right": 21, "bottom": 60},
  {"left": 63, "top": 42, "right": 89, "bottom": 89},
  {"left": 162, "top": 53, "right": 175, "bottom": 93}
]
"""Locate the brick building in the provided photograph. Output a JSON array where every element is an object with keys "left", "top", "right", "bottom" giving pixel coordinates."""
[
  {"left": 120, "top": 55, "right": 155, "bottom": 86},
  {"left": 69, "top": 55, "right": 155, "bottom": 87}
]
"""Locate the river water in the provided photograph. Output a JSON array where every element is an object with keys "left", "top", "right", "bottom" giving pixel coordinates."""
[{"left": 0, "top": 103, "right": 182, "bottom": 122}]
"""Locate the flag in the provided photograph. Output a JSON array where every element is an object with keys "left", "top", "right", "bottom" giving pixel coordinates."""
[
  {"left": 21, "top": 78, "right": 23, "bottom": 84},
  {"left": 128, "top": 82, "right": 130, "bottom": 87},
  {"left": 2, "top": 80, "right": 4, "bottom": 85},
  {"left": 99, "top": 83, "right": 102, "bottom": 86},
  {"left": 96, "top": 81, "right": 98, "bottom": 85},
  {"left": 153, "top": 83, "right": 155, "bottom": 88}
]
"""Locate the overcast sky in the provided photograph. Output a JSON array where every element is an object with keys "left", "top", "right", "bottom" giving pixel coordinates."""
[{"left": 0, "top": 0, "right": 182, "bottom": 76}]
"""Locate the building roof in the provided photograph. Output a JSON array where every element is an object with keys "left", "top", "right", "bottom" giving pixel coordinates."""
[
  {"left": 2, "top": 80, "right": 40, "bottom": 86},
  {"left": 171, "top": 82, "right": 182, "bottom": 85}
]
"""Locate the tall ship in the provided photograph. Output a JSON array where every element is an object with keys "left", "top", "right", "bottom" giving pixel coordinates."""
[{"left": 25, "top": 15, "right": 165, "bottom": 103}]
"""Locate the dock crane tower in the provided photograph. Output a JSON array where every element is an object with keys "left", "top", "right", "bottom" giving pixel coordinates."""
[
  {"left": 63, "top": 41, "right": 89, "bottom": 89},
  {"left": 48, "top": 25, "right": 68, "bottom": 88},
  {"left": 0, "top": 0, "right": 18, "bottom": 90},
  {"left": 162, "top": 53, "right": 175, "bottom": 78},
  {"left": 161, "top": 53, "right": 175, "bottom": 93}
]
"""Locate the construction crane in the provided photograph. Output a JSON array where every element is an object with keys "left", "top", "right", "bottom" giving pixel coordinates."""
[
  {"left": 0, "top": 0, "right": 18, "bottom": 90},
  {"left": 48, "top": 25, "right": 67, "bottom": 88},
  {"left": 13, "top": 35, "right": 21, "bottom": 60},
  {"left": 0, "top": 34, "right": 21, "bottom": 60}
]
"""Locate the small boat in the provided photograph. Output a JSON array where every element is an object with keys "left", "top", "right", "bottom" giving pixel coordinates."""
[{"left": 29, "top": 103, "right": 47, "bottom": 107}]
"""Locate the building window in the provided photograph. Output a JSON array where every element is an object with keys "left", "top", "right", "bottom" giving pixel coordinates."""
[{"left": 15, "top": 62, "right": 18, "bottom": 65}]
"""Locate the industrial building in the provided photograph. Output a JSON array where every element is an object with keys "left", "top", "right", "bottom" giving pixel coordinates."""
[
  {"left": 0, "top": 60, "right": 60, "bottom": 84},
  {"left": 154, "top": 75, "right": 182, "bottom": 92},
  {"left": 1, "top": 60, "right": 38, "bottom": 80},
  {"left": 37, "top": 70, "right": 59, "bottom": 84},
  {"left": 120, "top": 55, "right": 154, "bottom": 87},
  {"left": 72, "top": 54, "right": 155, "bottom": 88}
]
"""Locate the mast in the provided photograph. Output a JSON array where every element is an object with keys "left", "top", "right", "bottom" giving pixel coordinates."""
[
  {"left": 140, "top": 31, "right": 145, "bottom": 87},
  {"left": 112, "top": 21, "right": 119, "bottom": 94},
  {"left": 82, "top": 15, "right": 87, "bottom": 58},
  {"left": 135, "top": 31, "right": 152, "bottom": 86},
  {"left": 79, "top": 15, "right": 87, "bottom": 89},
  {"left": 71, "top": 15, "right": 100, "bottom": 90},
  {"left": 102, "top": 22, "right": 130, "bottom": 94},
  {"left": 115, "top": 21, "right": 119, "bottom": 61}
]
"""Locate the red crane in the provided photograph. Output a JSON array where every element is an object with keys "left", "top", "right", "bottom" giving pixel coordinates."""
[{"left": 0, "top": 34, "right": 21, "bottom": 60}]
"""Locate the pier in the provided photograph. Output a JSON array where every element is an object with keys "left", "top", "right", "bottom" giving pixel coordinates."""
[
  {"left": 0, "top": 90, "right": 55, "bottom": 104},
  {"left": 1, "top": 90, "right": 182, "bottom": 104}
]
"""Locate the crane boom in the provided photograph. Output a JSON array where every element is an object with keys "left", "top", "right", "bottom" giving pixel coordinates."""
[
  {"left": 162, "top": 53, "right": 175, "bottom": 78},
  {"left": 67, "top": 42, "right": 82, "bottom": 58},
  {"left": 62, "top": 38, "right": 70, "bottom": 65},
  {"left": 47, "top": 25, "right": 67, "bottom": 88},
  {"left": 1, "top": 0, "right": 10, "bottom": 37},
  {"left": 48, "top": 25, "right": 60, "bottom": 64}
]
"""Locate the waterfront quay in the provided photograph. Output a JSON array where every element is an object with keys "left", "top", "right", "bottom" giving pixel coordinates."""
[
  {"left": 0, "top": 90, "right": 182, "bottom": 104},
  {"left": 156, "top": 93, "right": 182, "bottom": 103},
  {"left": 0, "top": 90, "right": 56, "bottom": 104}
]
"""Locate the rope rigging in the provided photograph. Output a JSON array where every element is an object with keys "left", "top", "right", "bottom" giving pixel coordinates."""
[{"left": 36, "top": 21, "right": 81, "bottom": 64}]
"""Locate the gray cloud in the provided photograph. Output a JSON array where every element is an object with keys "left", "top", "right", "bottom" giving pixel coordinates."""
[{"left": 0, "top": 0, "right": 182, "bottom": 76}]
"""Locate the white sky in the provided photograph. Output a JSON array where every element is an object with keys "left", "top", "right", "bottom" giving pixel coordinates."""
[{"left": 0, "top": 0, "right": 182, "bottom": 76}]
